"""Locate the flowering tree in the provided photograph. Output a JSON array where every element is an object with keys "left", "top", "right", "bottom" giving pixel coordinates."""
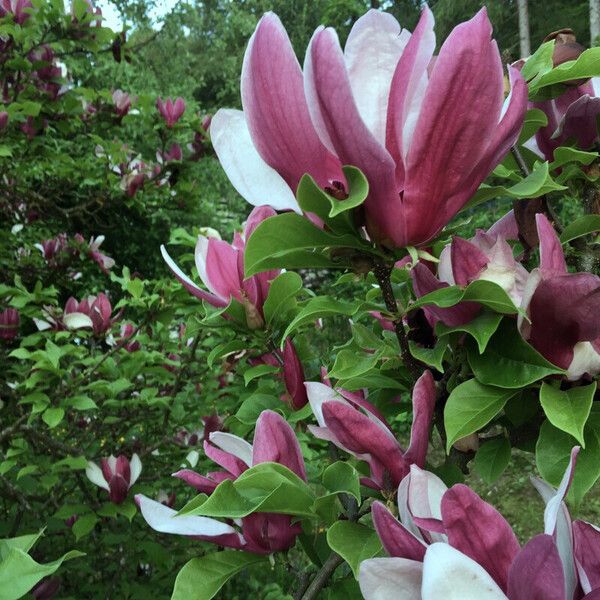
[{"left": 1, "top": 2, "right": 600, "bottom": 600}]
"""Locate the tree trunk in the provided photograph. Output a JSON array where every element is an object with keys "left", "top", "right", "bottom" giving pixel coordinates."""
[
  {"left": 517, "top": 0, "right": 531, "bottom": 57},
  {"left": 591, "top": 0, "right": 600, "bottom": 45}
]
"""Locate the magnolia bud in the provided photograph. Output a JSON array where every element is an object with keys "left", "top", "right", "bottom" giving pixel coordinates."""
[{"left": 544, "top": 29, "right": 587, "bottom": 85}]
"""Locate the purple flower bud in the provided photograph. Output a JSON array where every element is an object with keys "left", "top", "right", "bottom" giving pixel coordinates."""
[{"left": 0, "top": 308, "right": 19, "bottom": 340}]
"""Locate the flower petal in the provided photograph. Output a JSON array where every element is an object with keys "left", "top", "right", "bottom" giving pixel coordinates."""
[
  {"left": 242, "top": 13, "right": 343, "bottom": 191},
  {"left": 252, "top": 410, "right": 306, "bottom": 481},
  {"left": 129, "top": 453, "right": 142, "bottom": 487},
  {"left": 210, "top": 109, "right": 299, "bottom": 212},
  {"left": 536, "top": 214, "right": 567, "bottom": 275},
  {"left": 407, "top": 464, "right": 447, "bottom": 535},
  {"left": 441, "top": 484, "right": 520, "bottom": 591},
  {"left": 358, "top": 557, "right": 423, "bottom": 600},
  {"left": 85, "top": 461, "right": 109, "bottom": 491},
  {"left": 344, "top": 9, "right": 410, "bottom": 145},
  {"left": 450, "top": 237, "right": 489, "bottom": 286},
  {"left": 372, "top": 501, "right": 426, "bottom": 560},
  {"left": 422, "top": 543, "right": 508, "bottom": 599},
  {"left": 404, "top": 370, "right": 436, "bottom": 468},
  {"left": 573, "top": 520, "right": 600, "bottom": 594},
  {"left": 507, "top": 534, "right": 565, "bottom": 600}
]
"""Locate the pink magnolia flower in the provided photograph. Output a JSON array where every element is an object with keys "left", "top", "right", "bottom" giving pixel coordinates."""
[
  {"left": 211, "top": 8, "right": 527, "bottom": 247},
  {"left": 35, "top": 233, "right": 68, "bottom": 263},
  {"left": 0, "top": 111, "right": 8, "bottom": 130},
  {"left": 162, "top": 206, "right": 280, "bottom": 329},
  {"left": 0, "top": 308, "right": 19, "bottom": 340},
  {"left": 86, "top": 453, "right": 142, "bottom": 505},
  {"left": 137, "top": 410, "right": 307, "bottom": 554},
  {"left": 116, "top": 323, "right": 140, "bottom": 352},
  {"left": 112, "top": 90, "right": 131, "bottom": 118},
  {"left": 86, "top": 235, "right": 115, "bottom": 273},
  {"left": 157, "top": 143, "right": 182, "bottom": 163},
  {"left": 306, "top": 370, "right": 436, "bottom": 492},
  {"left": 359, "top": 448, "right": 580, "bottom": 600},
  {"left": 519, "top": 214, "right": 600, "bottom": 380},
  {"left": 411, "top": 214, "right": 527, "bottom": 327},
  {"left": 0, "top": 0, "right": 33, "bottom": 24},
  {"left": 156, "top": 97, "right": 185, "bottom": 128}
]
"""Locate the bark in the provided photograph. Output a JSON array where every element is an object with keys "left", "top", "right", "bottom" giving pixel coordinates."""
[
  {"left": 517, "top": 0, "right": 531, "bottom": 57},
  {"left": 591, "top": 0, "right": 600, "bottom": 45}
]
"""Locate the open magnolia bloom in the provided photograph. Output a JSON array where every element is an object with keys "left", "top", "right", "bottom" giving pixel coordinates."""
[
  {"left": 518, "top": 214, "right": 600, "bottom": 380},
  {"left": 359, "top": 447, "right": 583, "bottom": 599},
  {"left": 305, "top": 370, "right": 435, "bottom": 492},
  {"left": 136, "top": 410, "right": 307, "bottom": 554},
  {"left": 210, "top": 7, "right": 526, "bottom": 248},
  {"left": 411, "top": 212, "right": 527, "bottom": 327},
  {"left": 161, "top": 206, "right": 279, "bottom": 329},
  {"left": 86, "top": 453, "right": 142, "bottom": 505}
]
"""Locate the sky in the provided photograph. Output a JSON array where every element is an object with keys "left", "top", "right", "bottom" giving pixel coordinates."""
[{"left": 96, "top": 0, "right": 181, "bottom": 30}]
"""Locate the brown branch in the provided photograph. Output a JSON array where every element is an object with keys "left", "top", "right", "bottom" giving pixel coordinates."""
[{"left": 298, "top": 553, "right": 344, "bottom": 600}]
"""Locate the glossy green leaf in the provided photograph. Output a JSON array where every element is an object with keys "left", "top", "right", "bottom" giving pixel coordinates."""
[
  {"left": 473, "top": 438, "right": 511, "bottom": 484},
  {"left": 409, "top": 338, "right": 447, "bottom": 372},
  {"left": 559, "top": 214, "right": 600, "bottom": 243},
  {"left": 326, "top": 522, "right": 382, "bottom": 578},
  {"left": 42, "top": 407, "right": 64, "bottom": 429},
  {"left": 322, "top": 462, "right": 361, "bottom": 503},
  {"left": 539, "top": 382, "right": 596, "bottom": 447},
  {"left": 436, "top": 311, "right": 503, "bottom": 353},
  {"left": 263, "top": 271, "right": 303, "bottom": 325},
  {"left": 171, "top": 552, "right": 266, "bottom": 600},
  {"left": 444, "top": 380, "right": 516, "bottom": 453},
  {"left": 328, "top": 349, "right": 379, "bottom": 381},
  {"left": 467, "top": 319, "right": 563, "bottom": 388}
]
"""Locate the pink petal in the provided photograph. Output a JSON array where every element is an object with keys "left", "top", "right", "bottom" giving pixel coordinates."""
[
  {"left": 441, "top": 484, "right": 520, "bottom": 592},
  {"left": 252, "top": 410, "right": 307, "bottom": 481},
  {"left": 203, "top": 439, "right": 249, "bottom": 477},
  {"left": 402, "top": 9, "right": 507, "bottom": 246},
  {"left": 536, "top": 214, "right": 567, "bottom": 275},
  {"left": 407, "top": 465, "right": 447, "bottom": 536},
  {"left": 450, "top": 237, "right": 489, "bottom": 286},
  {"left": 322, "top": 400, "right": 408, "bottom": 490},
  {"left": 282, "top": 339, "right": 308, "bottom": 410},
  {"left": 573, "top": 520, "right": 600, "bottom": 593},
  {"left": 386, "top": 6, "right": 436, "bottom": 182},
  {"left": 487, "top": 210, "right": 519, "bottom": 241},
  {"left": 404, "top": 370, "right": 436, "bottom": 468},
  {"left": 304, "top": 25, "right": 399, "bottom": 246},
  {"left": 242, "top": 13, "right": 343, "bottom": 191},
  {"left": 372, "top": 501, "right": 427, "bottom": 560},
  {"left": 359, "top": 557, "right": 423, "bottom": 600},
  {"left": 344, "top": 9, "right": 410, "bottom": 145},
  {"left": 507, "top": 534, "right": 565, "bottom": 600}
]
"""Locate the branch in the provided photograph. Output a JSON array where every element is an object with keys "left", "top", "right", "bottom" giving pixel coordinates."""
[
  {"left": 372, "top": 260, "right": 421, "bottom": 381},
  {"left": 298, "top": 552, "right": 344, "bottom": 600}
]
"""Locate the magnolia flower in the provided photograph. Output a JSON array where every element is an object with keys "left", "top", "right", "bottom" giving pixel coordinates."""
[
  {"left": 112, "top": 90, "right": 131, "bottom": 118},
  {"left": 35, "top": 233, "right": 67, "bottom": 262},
  {"left": 86, "top": 235, "right": 115, "bottom": 273},
  {"left": 86, "top": 453, "right": 142, "bottom": 504},
  {"left": 211, "top": 8, "right": 526, "bottom": 248},
  {"left": 0, "top": 308, "right": 19, "bottom": 340},
  {"left": 161, "top": 206, "right": 280, "bottom": 329},
  {"left": 527, "top": 31, "right": 600, "bottom": 161},
  {"left": 519, "top": 214, "right": 600, "bottom": 380},
  {"left": 157, "top": 143, "right": 182, "bottom": 164},
  {"left": 359, "top": 448, "right": 580, "bottom": 599},
  {"left": 156, "top": 97, "right": 185, "bottom": 128},
  {"left": 306, "top": 370, "right": 436, "bottom": 492},
  {"left": 115, "top": 323, "right": 140, "bottom": 352},
  {"left": 0, "top": 111, "right": 8, "bottom": 130},
  {"left": 137, "top": 410, "right": 306, "bottom": 554},
  {"left": 411, "top": 214, "right": 527, "bottom": 327},
  {"left": 0, "top": 0, "right": 33, "bottom": 24}
]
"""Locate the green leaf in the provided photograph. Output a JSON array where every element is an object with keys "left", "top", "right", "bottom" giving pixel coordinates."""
[
  {"left": 411, "top": 279, "right": 518, "bottom": 315},
  {"left": 181, "top": 462, "right": 315, "bottom": 519},
  {"left": 532, "top": 47, "right": 600, "bottom": 91},
  {"left": 473, "top": 438, "right": 511, "bottom": 484},
  {"left": 517, "top": 108, "right": 548, "bottom": 144},
  {"left": 0, "top": 532, "right": 43, "bottom": 560},
  {"left": 171, "top": 552, "right": 266, "bottom": 600},
  {"left": 0, "top": 547, "right": 83, "bottom": 600},
  {"left": 207, "top": 340, "right": 247, "bottom": 369},
  {"left": 436, "top": 311, "right": 502, "bottom": 353},
  {"left": 328, "top": 349, "right": 378, "bottom": 380},
  {"left": 235, "top": 394, "right": 282, "bottom": 426},
  {"left": 444, "top": 380, "right": 516, "bottom": 453},
  {"left": 42, "top": 407, "right": 64, "bottom": 429},
  {"left": 326, "top": 522, "right": 382, "bottom": 578},
  {"left": 0, "top": 146, "right": 12, "bottom": 158},
  {"left": 281, "top": 296, "right": 359, "bottom": 343},
  {"left": 539, "top": 382, "right": 596, "bottom": 447},
  {"left": 243, "top": 364, "right": 280, "bottom": 386},
  {"left": 327, "top": 166, "right": 369, "bottom": 218},
  {"left": 66, "top": 395, "right": 97, "bottom": 410},
  {"left": 559, "top": 214, "right": 600, "bottom": 243},
  {"left": 521, "top": 41, "right": 554, "bottom": 82},
  {"left": 409, "top": 338, "right": 447, "bottom": 372},
  {"left": 263, "top": 271, "right": 303, "bottom": 325},
  {"left": 467, "top": 319, "right": 564, "bottom": 388},
  {"left": 244, "top": 213, "right": 371, "bottom": 277},
  {"left": 72, "top": 514, "right": 98, "bottom": 541},
  {"left": 322, "top": 462, "right": 360, "bottom": 503},
  {"left": 536, "top": 417, "right": 600, "bottom": 506},
  {"left": 550, "top": 147, "right": 598, "bottom": 171}
]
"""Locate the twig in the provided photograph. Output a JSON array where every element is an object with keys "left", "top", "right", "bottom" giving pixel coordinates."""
[
  {"left": 299, "top": 552, "right": 344, "bottom": 600},
  {"left": 372, "top": 260, "right": 421, "bottom": 381}
]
